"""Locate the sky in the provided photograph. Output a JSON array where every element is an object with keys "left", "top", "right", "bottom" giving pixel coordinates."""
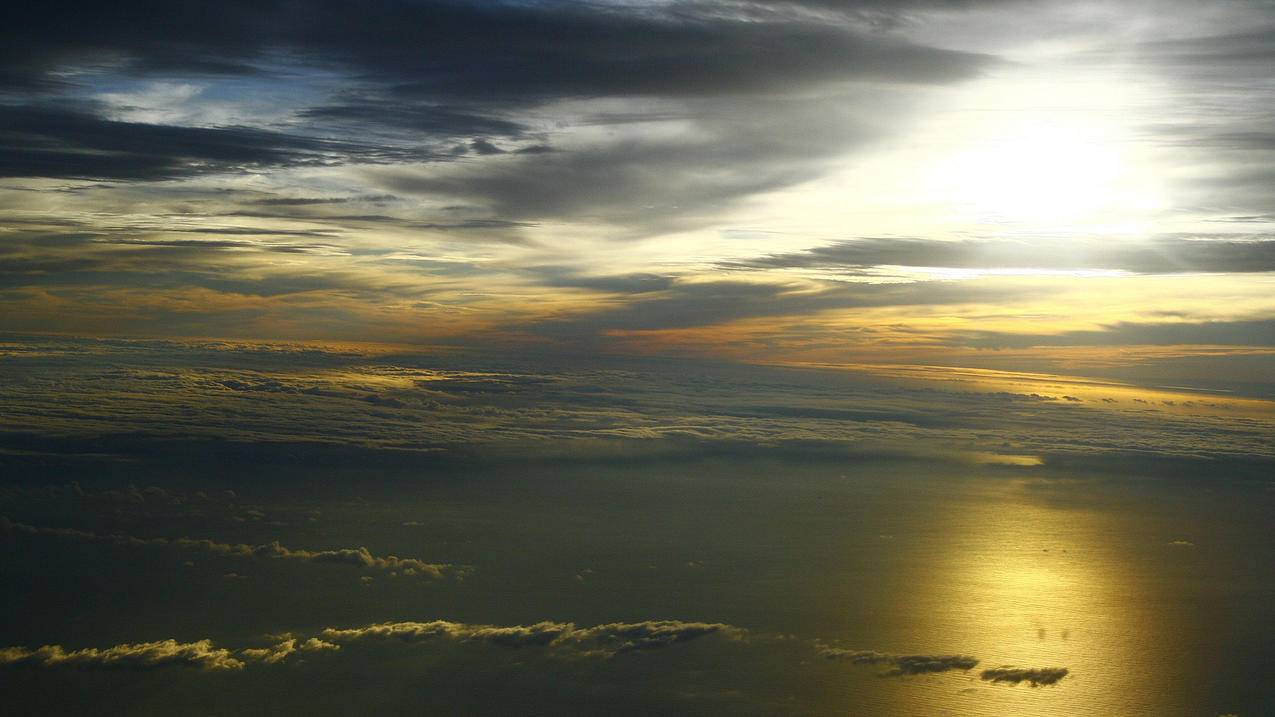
[
  {"left": 2, "top": 1, "right": 1275, "bottom": 715},
  {"left": 1, "top": 0, "right": 1273, "bottom": 388}
]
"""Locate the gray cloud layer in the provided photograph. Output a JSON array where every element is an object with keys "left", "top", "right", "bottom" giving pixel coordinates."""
[
  {"left": 1, "top": 1, "right": 989, "bottom": 96},
  {"left": 1, "top": 337, "right": 1270, "bottom": 465},
  {"left": 0, "top": 0, "right": 1006, "bottom": 245},
  {"left": 730, "top": 236, "right": 1275, "bottom": 275},
  {"left": 0, "top": 104, "right": 419, "bottom": 181},
  {"left": 960, "top": 318, "right": 1275, "bottom": 348}
]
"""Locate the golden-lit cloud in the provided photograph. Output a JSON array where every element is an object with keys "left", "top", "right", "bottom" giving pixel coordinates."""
[{"left": 0, "top": 516, "right": 458, "bottom": 579}]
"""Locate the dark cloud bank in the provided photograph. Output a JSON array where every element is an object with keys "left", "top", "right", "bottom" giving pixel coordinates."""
[{"left": 0, "top": 0, "right": 995, "bottom": 232}]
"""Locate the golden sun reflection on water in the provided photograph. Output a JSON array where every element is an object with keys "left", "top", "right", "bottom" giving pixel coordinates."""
[{"left": 861, "top": 479, "right": 1183, "bottom": 716}]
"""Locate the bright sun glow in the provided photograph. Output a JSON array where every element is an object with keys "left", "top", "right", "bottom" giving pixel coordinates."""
[
  {"left": 923, "top": 75, "right": 1167, "bottom": 234},
  {"left": 948, "top": 122, "right": 1124, "bottom": 222},
  {"left": 730, "top": 70, "right": 1171, "bottom": 254}
]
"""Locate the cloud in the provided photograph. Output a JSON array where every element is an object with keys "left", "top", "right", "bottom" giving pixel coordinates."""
[
  {"left": 238, "top": 637, "right": 339, "bottom": 664},
  {"left": 0, "top": 639, "right": 244, "bottom": 671},
  {"left": 299, "top": 637, "right": 340, "bottom": 653},
  {"left": 299, "top": 102, "right": 527, "bottom": 140},
  {"left": 370, "top": 96, "right": 889, "bottom": 231},
  {"left": 0, "top": 104, "right": 417, "bottom": 181},
  {"left": 960, "top": 319, "right": 1275, "bottom": 349},
  {"left": 0, "top": 1, "right": 992, "bottom": 97},
  {"left": 562, "top": 621, "right": 741, "bottom": 655},
  {"left": 818, "top": 647, "right": 979, "bottom": 675},
  {"left": 979, "top": 666, "right": 1069, "bottom": 686},
  {"left": 238, "top": 639, "right": 298, "bottom": 665},
  {"left": 0, "top": 516, "right": 456, "bottom": 578},
  {"left": 730, "top": 236, "right": 1275, "bottom": 275},
  {"left": 0, "top": 0, "right": 998, "bottom": 236},
  {"left": 0, "top": 618, "right": 733, "bottom": 676},
  {"left": 1120, "top": 27, "right": 1275, "bottom": 71},
  {"left": 174, "top": 538, "right": 454, "bottom": 578},
  {"left": 320, "top": 620, "right": 570, "bottom": 647},
  {"left": 2, "top": 336, "right": 1272, "bottom": 469},
  {"left": 527, "top": 277, "right": 1018, "bottom": 337},
  {"left": 0, "top": 634, "right": 342, "bottom": 672},
  {"left": 320, "top": 619, "right": 741, "bottom": 657},
  {"left": 531, "top": 269, "right": 677, "bottom": 295}
]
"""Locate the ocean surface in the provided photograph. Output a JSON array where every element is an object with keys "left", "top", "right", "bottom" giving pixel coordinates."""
[{"left": 2, "top": 451, "right": 1270, "bottom": 716}]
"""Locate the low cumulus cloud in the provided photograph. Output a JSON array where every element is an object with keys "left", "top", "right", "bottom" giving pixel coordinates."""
[
  {"left": 321, "top": 619, "right": 742, "bottom": 657},
  {"left": 0, "top": 516, "right": 456, "bottom": 578},
  {"left": 239, "top": 637, "right": 340, "bottom": 665},
  {"left": 979, "top": 666, "right": 1069, "bottom": 686},
  {"left": 1, "top": 619, "right": 734, "bottom": 672},
  {"left": 0, "top": 639, "right": 244, "bottom": 671},
  {"left": 818, "top": 646, "right": 979, "bottom": 675},
  {"left": 818, "top": 645, "right": 1069, "bottom": 685},
  {"left": 1, "top": 635, "right": 342, "bottom": 672}
]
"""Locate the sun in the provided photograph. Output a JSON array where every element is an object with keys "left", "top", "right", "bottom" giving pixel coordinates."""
[
  {"left": 952, "top": 121, "right": 1123, "bottom": 224},
  {"left": 922, "top": 75, "right": 1167, "bottom": 235}
]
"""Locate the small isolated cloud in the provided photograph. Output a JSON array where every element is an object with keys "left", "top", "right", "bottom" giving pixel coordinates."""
[
  {"left": 1167, "top": 539, "right": 1195, "bottom": 547},
  {"left": 0, "top": 639, "right": 243, "bottom": 671},
  {"left": 819, "top": 647, "right": 978, "bottom": 676},
  {"left": 175, "top": 538, "right": 454, "bottom": 578},
  {"left": 0, "top": 619, "right": 725, "bottom": 676},
  {"left": 0, "top": 516, "right": 457, "bottom": 578},
  {"left": 321, "top": 619, "right": 740, "bottom": 657},
  {"left": 980, "top": 666, "right": 1069, "bottom": 686}
]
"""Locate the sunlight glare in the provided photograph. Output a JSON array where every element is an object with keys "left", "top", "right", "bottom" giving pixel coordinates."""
[{"left": 924, "top": 75, "right": 1167, "bottom": 233}]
